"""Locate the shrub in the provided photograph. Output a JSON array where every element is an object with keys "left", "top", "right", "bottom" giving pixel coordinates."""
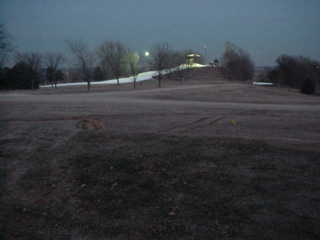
[
  {"left": 300, "top": 78, "right": 316, "bottom": 94},
  {"left": 0, "top": 62, "right": 40, "bottom": 90}
]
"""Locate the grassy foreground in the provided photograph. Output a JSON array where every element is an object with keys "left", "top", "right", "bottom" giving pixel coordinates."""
[{"left": 1, "top": 130, "right": 320, "bottom": 240}]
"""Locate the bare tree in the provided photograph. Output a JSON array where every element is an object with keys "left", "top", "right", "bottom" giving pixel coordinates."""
[
  {"left": 151, "top": 43, "right": 171, "bottom": 88},
  {"left": 15, "top": 52, "right": 42, "bottom": 90},
  {"left": 66, "top": 40, "right": 95, "bottom": 91},
  {"left": 45, "top": 52, "right": 65, "bottom": 88},
  {"left": 0, "top": 24, "right": 13, "bottom": 68},
  {"left": 126, "top": 51, "right": 140, "bottom": 88},
  {"left": 97, "top": 41, "right": 128, "bottom": 86},
  {"left": 16, "top": 52, "right": 42, "bottom": 72},
  {"left": 222, "top": 42, "right": 255, "bottom": 81},
  {"left": 167, "top": 50, "right": 186, "bottom": 81}
]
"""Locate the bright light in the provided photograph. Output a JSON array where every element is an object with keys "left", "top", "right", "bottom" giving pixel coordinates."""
[{"left": 144, "top": 51, "right": 150, "bottom": 57}]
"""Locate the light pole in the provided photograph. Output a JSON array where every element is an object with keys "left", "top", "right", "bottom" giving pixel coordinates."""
[{"left": 142, "top": 51, "right": 151, "bottom": 72}]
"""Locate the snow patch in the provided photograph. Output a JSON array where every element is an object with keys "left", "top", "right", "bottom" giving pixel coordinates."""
[
  {"left": 40, "top": 64, "right": 207, "bottom": 88},
  {"left": 253, "top": 82, "right": 274, "bottom": 86}
]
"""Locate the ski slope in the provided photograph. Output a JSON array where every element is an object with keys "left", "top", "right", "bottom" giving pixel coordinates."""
[{"left": 40, "top": 64, "right": 206, "bottom": 88}]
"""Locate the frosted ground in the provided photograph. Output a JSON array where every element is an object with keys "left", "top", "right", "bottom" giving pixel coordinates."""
[{"left": 2, "top": 67, "right": 320, "bottom": 240}]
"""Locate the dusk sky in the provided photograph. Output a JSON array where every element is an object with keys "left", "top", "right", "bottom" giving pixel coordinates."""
[{"left": 1, "top": 0, "right": 319, "bottom": 66}]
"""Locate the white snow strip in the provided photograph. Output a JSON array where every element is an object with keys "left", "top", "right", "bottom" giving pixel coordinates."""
[
  {"left": 40, "top": 64, "right": 207, "bottom": 88},
  {"left": 252, "top": 82, "right": 274, "bottom": 86}
]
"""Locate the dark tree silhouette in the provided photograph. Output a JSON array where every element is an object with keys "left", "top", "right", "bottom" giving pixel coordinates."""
[
  {"left": 0, "top": 24, "right": 13, "bottom": 68},
  {"left": 44, "top": 52, "right": 65, "bottom": 88},
  {"left": 15, "top": 52, "right": 42, "bottom": 89},
  {"left": 222, "top": 42, "right": 255, "bottom": 81},
  {"left": 126, "top": 51, "right": 140, "bottom": 88},
  {"left": 66, "top": 40, "right": 95, "bottom": 91},
  {"left": 97, "top": 41, "right": 128, "bottom": 86},
  {"left": 93, "top": 66, "right": 105, "bottom": 81},
  {"left": 8, "top": 62, "right": 39, "bottom": 89},
  {"left": 151, "top": 43, "right": 171, "bottom": 88},
  {"left": 300, "top": 78, "right": 316, "bottom": 94}
]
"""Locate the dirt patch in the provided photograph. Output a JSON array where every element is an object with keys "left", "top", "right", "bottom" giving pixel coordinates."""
[{"left": 76, "top": 118, "right": 105, "bottom": 130}]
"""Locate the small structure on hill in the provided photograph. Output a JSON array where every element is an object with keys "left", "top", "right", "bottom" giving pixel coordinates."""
[{"left": 186, "top": 53, "right": 201, "bottom": 66}]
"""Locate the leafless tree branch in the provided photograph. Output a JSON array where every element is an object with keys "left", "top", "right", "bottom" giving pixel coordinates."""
[{"left": 66, "top": 40, "right": 95, "bottom": 91}]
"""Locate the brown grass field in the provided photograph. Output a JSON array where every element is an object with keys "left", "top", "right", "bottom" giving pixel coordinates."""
[{"left": 1, "top": 68, "right": 320, "bottom": 239}]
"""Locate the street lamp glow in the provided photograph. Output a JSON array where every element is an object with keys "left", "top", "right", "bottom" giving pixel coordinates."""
[{"left": 144, "top": 51, "right": 150, "bottom": 57}]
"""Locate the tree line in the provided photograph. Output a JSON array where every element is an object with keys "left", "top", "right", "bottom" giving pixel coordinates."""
[
  {"left": 1, "top": 23, "right": 319, "bottom": 94},
  {"left": 0, "top": 27, "right": 203, "bottom": 91},
  {"left": 65, "top": 40, "right": 204, "bottom": 90},
  {"left": 1, "top": 24, "right": 208, "bottom": 91},
  {"left": 220, "top": 42, "right": 320, "bottom": 94},
  {"left": 267, "top": 55, "right": 320, "bottom": 94}
]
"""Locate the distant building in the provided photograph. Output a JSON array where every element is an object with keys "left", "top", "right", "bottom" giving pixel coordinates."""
[{"left": 186, "top": 53, "right": 201, "bottom": 66}]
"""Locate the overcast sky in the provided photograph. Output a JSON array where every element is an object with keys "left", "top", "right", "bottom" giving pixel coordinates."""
[{"left": 1, "top": 0, "right": 319, "bottom": 66}]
